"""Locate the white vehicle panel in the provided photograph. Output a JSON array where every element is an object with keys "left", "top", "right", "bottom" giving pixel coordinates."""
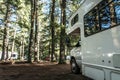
[
  {"left": 67, "top": 0, "right": 120, "bottom": 80},
  {"left": 111, "top": 72, "right": 120, "bottom": 80},
  {"left": 85, "top": 67, "right": 104, "bottom": 80}
]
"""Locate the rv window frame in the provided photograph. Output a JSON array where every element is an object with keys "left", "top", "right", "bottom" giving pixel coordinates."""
[{"left": 84, "top": 0, "right": 120, "bottom": 37}]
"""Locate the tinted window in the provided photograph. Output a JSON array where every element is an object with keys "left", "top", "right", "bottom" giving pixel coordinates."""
[
  {"left": 84, "top": 0, "right": 120, "bottom": 37},
  {"left": 99, "top": 6, "right": 111, "bottom": 29},
  {"left": 71, "top": 14, "right": 79, "bottom": 26},
  {"left": 114, "top": 0, "right": 120, "bottom": 24},
  {"left": 84, "top": 7, "right": 100, "bottom": 36}
]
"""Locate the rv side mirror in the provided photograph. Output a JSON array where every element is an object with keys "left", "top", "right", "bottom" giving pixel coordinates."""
[{"left": 76, "top": 41, "right": 81, "bottom": 47}]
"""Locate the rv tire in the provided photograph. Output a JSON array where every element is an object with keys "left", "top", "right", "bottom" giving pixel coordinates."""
[{"left": 70, "top": 59, "right": 80, "bottom": 74}]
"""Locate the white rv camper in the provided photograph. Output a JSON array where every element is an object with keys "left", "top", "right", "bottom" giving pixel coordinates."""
[
  {"left": 0, "top": 52, "right": 18, "bottom": 60},
  {"left": 66, "top": 0, "right": 120, "bottom": 80}
]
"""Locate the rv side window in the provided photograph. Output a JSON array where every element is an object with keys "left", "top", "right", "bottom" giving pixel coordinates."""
[
  {"left": 74, "top": 14, "right": 78, "bottom": 23},
  {"left": 114, "top": 0, "right": 120, "bottom": 24},
  {"left": 84, "top": 0, "right": 120, "bottom": 37},
  {"left": 71, "top": 14, "right": 79, "bottom": 26},
  {"left": 99, "top": 5, "right": 111, "bottom": 29},
  {"left": 84, "top": 7, "right": 100, "bottom": 36}
]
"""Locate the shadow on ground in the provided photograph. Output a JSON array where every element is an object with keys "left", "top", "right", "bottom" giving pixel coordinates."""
[{"left": 0, "top": 62, "right": 92, "bottom": 80}]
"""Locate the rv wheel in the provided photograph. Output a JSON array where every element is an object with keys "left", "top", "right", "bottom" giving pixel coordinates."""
[{"left": 71, "top": 59, "right": 80, "bottom": 74}]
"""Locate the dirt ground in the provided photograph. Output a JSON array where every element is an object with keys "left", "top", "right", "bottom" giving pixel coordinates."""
[{"left": 0, "top": 61, "right": 91, "bottom": 80}]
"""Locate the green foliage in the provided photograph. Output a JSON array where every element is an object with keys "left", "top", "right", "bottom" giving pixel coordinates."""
[{"left": 0, "top": 0, "right": 82, "bottom": 61}]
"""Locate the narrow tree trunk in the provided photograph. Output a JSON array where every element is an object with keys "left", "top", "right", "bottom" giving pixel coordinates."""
[
  {"left": 37, "top": 33, "right": 40, "bottom": 61},
  {"left": 1, "top": 2, "right": 10, "bottom": 61},
  {"left": 50, "top": 0, "right": 55, "bottom": 62},
  {"left": 10, "top": 29, "right": 16, "bottom": 60},
  {"left": 34, "top": 0, "right": 39, "bottom": 62},
  {"left": 21, "top": 37, "right": 25, "bottom": 60},
  {"left": 59, "top": 0, "right": 66, "bottom": 64},
  {"left": 20, "top": 37, "right": 24, "bottom": 60},
  {"left": 19, "top": 41, "right": 22, "bottom": 60},
  {"left": 28, "top": 0, "right": 34, "bottom": 63}
]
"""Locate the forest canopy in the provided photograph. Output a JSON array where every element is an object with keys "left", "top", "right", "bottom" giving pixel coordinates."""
[{"left": 0, "top": 0, "right": 81, "bottom": 63}]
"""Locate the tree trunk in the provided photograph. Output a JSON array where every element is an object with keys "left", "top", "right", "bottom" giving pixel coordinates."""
[
  {"left": 37, "top": 33, "right": 40, "bottom": 61},
  {"left": 19, "top": 37, "right": 24, "bottom": 60},
  {"left": 20, "top": 37, "right": 25, "bottom": 61},
  {"left": 19, "top": 41, "right": 22, "bottom": 60},
  {"left": 28, "top": 0, "right": 34, "bottom": 63},
  {"left": 10, "top": 29, "right": 16, "bottom": 60},
  {"left": 50, "top": 0, "right": 55, "bottom": 62},
  {"left": 1, "top": 2, "right": 10, "bottom": 61},
  {"left": 59, "top": 0, "right": 66, "bottom": 64},
  {"left": 34, "top": 0, "right": 39, "bottom": 62},
  {"left": 22, "top": 39, "right": 25, "bottom": 60}
]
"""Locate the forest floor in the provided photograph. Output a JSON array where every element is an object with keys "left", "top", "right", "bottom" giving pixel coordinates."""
[{"left": 0, "top": 61, "right": 92, "bottom": 80}]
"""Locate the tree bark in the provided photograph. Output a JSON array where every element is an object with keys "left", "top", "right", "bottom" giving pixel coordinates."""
[
  {"left": 50, "top": 0, "right": 55, "bottom": 62},
  {"left": 1, "top": 1, "right": 10, "bottom": 61},
  {"left": 10, "top": 29, "right": 16, "bottom": 60},
  {"left": 59, "top": 0, "right": 66, "bottom": 64},
  {"left": 34, "top": 0, "right": 39, "bottom": 62},
  {"left": 28, "top": 0, "right": 34, "bottom": 63}
]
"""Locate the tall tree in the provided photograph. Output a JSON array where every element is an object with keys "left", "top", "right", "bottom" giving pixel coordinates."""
[
  {"left": 28, "top": 0, "right": 34, "bottom": 63},
  {"left": 1, "top": 0, "right": 10, "bottom": 60},
  {"left": 50, "top": 0, "right": 55, "bottom": 62},
  {"left": 11, "top": 28, "right": 16, "bottom": 59},
  {"left": 17, "top": 0, "right": 31, "bottom": 61},
  {"left": 28, "top": 0, "right": 40, "bottom": 62},
  {"left": 34, "top": 0, "right": 39, "bottom": 62},
  {"left": 59, "top": 0, "right": 66, "bottom": 64}
]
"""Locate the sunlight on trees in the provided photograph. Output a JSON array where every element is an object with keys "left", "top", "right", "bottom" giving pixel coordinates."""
[{"left": 0, "top": 0, "right": 81, "bottom": 63}]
